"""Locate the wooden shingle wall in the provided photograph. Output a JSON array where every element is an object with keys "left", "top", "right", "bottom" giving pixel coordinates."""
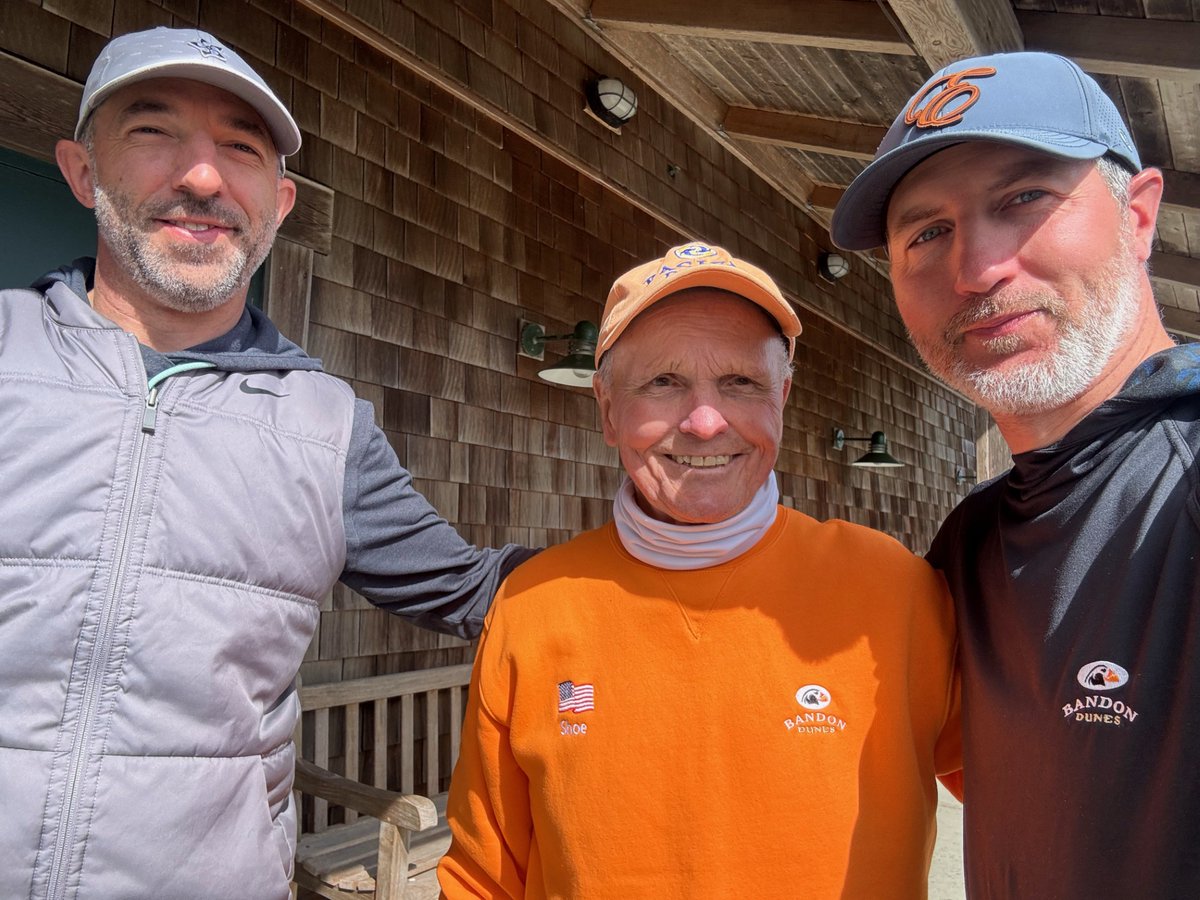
[{"left": 2, "top": 0, "right": 979, "bottom": 682}]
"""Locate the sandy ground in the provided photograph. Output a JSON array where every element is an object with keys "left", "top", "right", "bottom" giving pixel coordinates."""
[
  {"left": 406, "top": 783, "right": 968, "bottom": 898},
  {"left": 929, "top": 781, "right": 967, "bottom": 899}
]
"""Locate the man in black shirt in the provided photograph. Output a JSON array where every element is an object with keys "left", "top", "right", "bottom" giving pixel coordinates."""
[{"left": 831, "top": 52, "right": 1199, "bottom": 897}]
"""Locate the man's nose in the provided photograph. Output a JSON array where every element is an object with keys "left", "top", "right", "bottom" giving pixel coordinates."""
[
  {"left": 679, "top": 403, "right": 729, "bottom": 440},
  {"left": 952, "top": 221, "right": 1019, "bottom": 299},
  {"left": 172, "top": 138, "right": 224, "bottom": 197}
]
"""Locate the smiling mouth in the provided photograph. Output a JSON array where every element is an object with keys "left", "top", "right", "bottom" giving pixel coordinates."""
[
  {"left": 669, "top": 454, "right": 733, "bottom": 468},
  {"left": 163, "top": 219, "right": 229, "bottom": 232},
  {"left": 959, "top": 309, "right": 1045, "bottom": 341}
]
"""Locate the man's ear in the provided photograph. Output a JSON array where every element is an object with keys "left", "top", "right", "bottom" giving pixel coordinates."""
[
  {"left": 592, "top": 371, "right": 619, "bottom": 448},
  {"left": 1125, "top": 167, "right": 1164, "bottom": 263},
  {"left": 55, "top": 139, "right": 98, "bottom": 209},
  {"left": 275, "top": 175, "right": 297, "bottom": 226}
]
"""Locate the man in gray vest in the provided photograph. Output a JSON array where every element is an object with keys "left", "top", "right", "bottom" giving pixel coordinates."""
[
  {"left": 832, "top": 52, "right": 1198, "bottom": 896},
  {"left": 0, "top": 27, "right": 534, "bottom": 900}
]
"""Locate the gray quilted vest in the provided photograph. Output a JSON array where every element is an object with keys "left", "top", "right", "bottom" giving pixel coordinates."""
[{"left": 0, "top": 280, "right": 354, "bottom": 899}]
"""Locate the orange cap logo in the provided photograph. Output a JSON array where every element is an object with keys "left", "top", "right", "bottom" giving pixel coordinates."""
[{"left": 903, "top": 66, "right": 997, "bottom": 129}]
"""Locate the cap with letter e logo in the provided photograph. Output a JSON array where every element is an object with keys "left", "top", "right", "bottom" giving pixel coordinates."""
[{"left": 831, "top": 51, "right": 1142, "bottom": 251}]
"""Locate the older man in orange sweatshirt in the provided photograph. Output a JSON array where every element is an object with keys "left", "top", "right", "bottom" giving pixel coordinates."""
[{"left": 439, "top": 243, "right": 961, "bottom": 899}]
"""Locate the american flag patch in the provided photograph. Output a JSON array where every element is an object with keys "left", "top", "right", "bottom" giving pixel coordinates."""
[{"left": 557, "top": 680, "right": 595, "bottom": 713}]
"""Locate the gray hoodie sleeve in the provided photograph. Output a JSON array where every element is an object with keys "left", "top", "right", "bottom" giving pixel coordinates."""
[{"left": 340, "top": 399, "right": 538, "bottom": 639}]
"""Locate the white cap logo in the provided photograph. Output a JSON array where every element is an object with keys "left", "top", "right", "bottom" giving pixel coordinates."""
[
  {"left": 1077, "top": 660, "right": 1129, "bottom": 691},
  {"left": 796, "top": 684, "right": 831, "bottom": 710}
]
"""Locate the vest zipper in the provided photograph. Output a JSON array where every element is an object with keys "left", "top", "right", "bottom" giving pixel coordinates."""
[
  {"left": 143, "top": 361, "right": 213, "bottom": 434},
  {"left": 45, "top": 360, "right": 215, "bottom": 900}
]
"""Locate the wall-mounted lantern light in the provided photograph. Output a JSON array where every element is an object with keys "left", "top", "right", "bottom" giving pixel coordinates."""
[
  {"left": 519, "top": 320, "right": 598, "bottom": 388},
  {"left": 832, "top": 427, "right": 903, "bottom": 468},
  {"left": 585, "top": 77, "right": 637, "bottom": 130}
]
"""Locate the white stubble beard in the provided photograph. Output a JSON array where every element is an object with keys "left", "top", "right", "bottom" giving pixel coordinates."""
[
  {"left": 92, "top": 183, "right": 277, "bottom": 314},
  {"left": 912, "top": 232, "right": 1145, "bottom": 416}
]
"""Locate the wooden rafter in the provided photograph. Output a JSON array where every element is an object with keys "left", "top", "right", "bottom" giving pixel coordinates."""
[
  {"left": 809, "top": 184, "right": 847, "bottom": 211},
  {"left": 1018, "top": 11, "right": 1200, "bottom": 82},
  {"left": 723, "top": 108, "right": 886, "bottom": 161},
  {"left": 886, "top": 0, "right": 1022, "bottom": 70},
  {"left": 587, "top": 0, "right": 914, "bottom": 56}
]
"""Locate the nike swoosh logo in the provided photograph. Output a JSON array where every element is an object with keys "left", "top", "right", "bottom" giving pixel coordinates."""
[{"left": 238, "top": 381, "right": 288, "bottom": 398}]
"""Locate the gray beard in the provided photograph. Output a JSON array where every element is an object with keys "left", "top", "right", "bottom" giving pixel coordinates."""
[
  {"left": 93, "top": 186, "right": 275, "bottom": 314},
  {"left": 912, "top": 247, "right": 1145, "bottom": 416}
]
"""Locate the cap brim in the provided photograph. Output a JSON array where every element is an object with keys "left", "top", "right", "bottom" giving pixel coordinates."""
[
  {"left": 831, "top": 130, "right": 1112, "bottom": 251},
  {"left": 77, "top": 60, "right": 301, "bottom": 156}
]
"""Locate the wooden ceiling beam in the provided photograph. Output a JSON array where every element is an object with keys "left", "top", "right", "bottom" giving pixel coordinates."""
[
  {"left": 1017, "top": 11, "right": 1200, "bottom": 82},
  {"left": 723, "top": 107, "right": 887, "bottom": 161},
  {"left": 1152, "top": 252, "right": 1200, "bottom": 291},
  {"left": 587, "top": 0, "right": 914, "bottom": 56},
  {"left": 886, "top": 0, "right": 1022, "bottom": 70},
  {"left": 1162, "top": 169, "right": 1200, "bottom": 215},
  {"left": 809, "top": 184, "right": 847, "bottom": 211}
]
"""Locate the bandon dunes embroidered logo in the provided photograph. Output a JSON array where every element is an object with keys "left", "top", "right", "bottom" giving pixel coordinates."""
[
  {"left": 1077, "top": 660, "right": 1129, "bottom": 691},
  {"left": 785, "top": 683, "right": 847, "bottom": 735},
  {"left": 1063, "top": 659, "right": 1139, "bottom": 726},
  {"left": 795, "top": 684, "right": 831, "bottom": 710},
  {"left": 904, "top": 66, "right": 997, "bottom": 129}
]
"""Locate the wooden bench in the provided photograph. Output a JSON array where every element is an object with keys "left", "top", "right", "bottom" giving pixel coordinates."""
[{"left": 291, "top": 664, "right": 473, "bottom": 899}]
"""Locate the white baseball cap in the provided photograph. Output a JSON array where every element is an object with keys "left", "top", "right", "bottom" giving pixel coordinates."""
[{"left": 76, "top": 27, "right": 301, "bottom": 156}]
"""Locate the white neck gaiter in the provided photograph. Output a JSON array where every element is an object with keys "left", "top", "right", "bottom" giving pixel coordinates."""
[{"left": 612, "top": 471, "right": 780, "bottom": 571}]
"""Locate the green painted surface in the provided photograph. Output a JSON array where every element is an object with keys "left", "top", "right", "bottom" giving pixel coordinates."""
[{"left": 0, "top": 146, "right": 95, "bottom": 288}]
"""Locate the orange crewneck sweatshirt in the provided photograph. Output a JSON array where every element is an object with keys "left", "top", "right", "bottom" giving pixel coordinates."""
[{"left": 440, "top": 508, "right": 961, "bottom": 899}]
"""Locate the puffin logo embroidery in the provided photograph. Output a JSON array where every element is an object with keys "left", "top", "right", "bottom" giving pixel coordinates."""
[
  {"left": 1061, "top": 659, "right": 1139, "bottom": 726},
  {"left": 785, "top": 683, "right": 847, "bottom": 734},
  {"left": 1076, "top": 660, "right": 1129, "bottom": 691},
  {"left": 795, "top": 684, "right": 831, "bottom": 710},
  {"left": 904, "top": 66, "right": 997, "bottom": 128}
]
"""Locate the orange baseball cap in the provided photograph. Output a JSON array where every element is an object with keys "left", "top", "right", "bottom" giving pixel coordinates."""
[{"left": 596, "top": 242, "right": 802, "bottom": 362}]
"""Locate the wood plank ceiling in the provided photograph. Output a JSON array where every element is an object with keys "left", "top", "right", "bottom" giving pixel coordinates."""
[{"left": 549, "top": 0, "right": 1200, "bottom": 338}]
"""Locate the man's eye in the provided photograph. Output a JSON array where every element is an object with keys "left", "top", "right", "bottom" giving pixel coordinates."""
[
  {"left": 912, "top": 225, "right": 946, "bottom": 246},
  {"left": 230, "top": 142, "right": 263, "bottom": 157},
  {"left": 1010, "top": 189, "right": 1046, "bottom": 206}
]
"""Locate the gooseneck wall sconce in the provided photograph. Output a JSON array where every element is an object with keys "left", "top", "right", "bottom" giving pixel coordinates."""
[
  {"left": 584, "top": 77, "right": 638, "bottom": 130},
  {"left": 832, "top": 427, "right": 904, "bottom": 468},
  {"left": 519, "top": 320, "right": 598, "bottom": 388}
]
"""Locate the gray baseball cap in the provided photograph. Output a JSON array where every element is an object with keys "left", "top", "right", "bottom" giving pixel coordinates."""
[
  {"left": 76, "top": 27, "right": 301, "bottom": 156},
  {"left": 831, "top": 52, "right": 1140, "bottom": 251}
]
